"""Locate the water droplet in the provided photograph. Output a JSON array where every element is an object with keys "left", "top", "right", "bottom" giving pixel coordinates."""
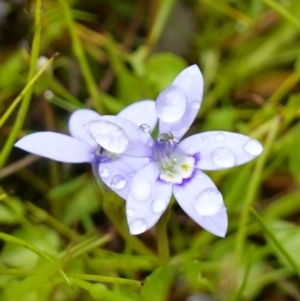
[
  {"left": 212, "top": 147, "right": 236, "bottom": 168},
  {"left": 100, "top": 168, "right": 111, "bottom": 178},
  {"left": 44, "top": 90, "right": 54, "bottom": 100},
  {"left": 126, "top": 208, "right": 135, "bottom": 217},
  {"left": 244, "top": 139, "right": 263, "bottom": 156},
  {"left": 140, "top": 124, "right": 151, "bottom": 135},
  {"left": 215, "top": 132, "right": 225, "bottom": 140},
  {"left": 148, "top": 139, "right": 154, "bottom": 147},
  {"left": 152, "top": 199, "right": 168, "bottom": 213},
  {"left": 185, "top": 149, "right": 194, "bottom": 156},
  {"left": 130, "top": 179, "right": 152, "bottom": 201},
  {"left": 129, "top": 219, "right": 147, "bottom": 235},
  {"left": 127, "top": 170, "right": 135, "bottom": 177},
  {"left": 194, "top": 188, "right": 223, "bottom": 216},
  {"left": 187, "top": 65, "right": 200, "bottom": 77},
  {"left": 191, "top": 101, "right": 200, "bottom": 109},
  {"left": 155, "top": 86, "right": 186, "bottom": 122},
  {"left": 86, "top": 120, "right": 129, "bottom": 154},
  {"left": 110, "top": 174, "right": 126, "bottom": 190}
]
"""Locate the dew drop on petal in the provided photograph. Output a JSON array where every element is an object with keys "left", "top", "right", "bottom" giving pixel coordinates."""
[
  {"left": 86, "top": 120, "right": 129, "bottom": 154},
  {"left": 148, "top": 139, "right": 154, "bottom": 147},
  {"left": 194, "top": 188, "right": 223, "bottom": 216},
  {"left": 140, "top": 124, "right": 151, "bottom": 135},
  {"left": 100, "top": 168, "right": 111, "bottom": 178},
  {"left": 127, "top": 170, "right": 135, "bottom": 177},
  {"left": 215, "top": 132, "right": 225, "bottom": 141},
  {"left": 212, "top": 147, "right": 236, "bottom": 168},
  {"left": 155, "top": 86, "right": 186, "bottom": 123},
  {"left": 152, "top": 199, "right": 168, "bottom": 213},
  {"left": 129, "top": 219, "right": 147, "bottom": 235},
  {"left": 185, "top": 149, "right": 194, "bottom": 156},
  {"left": 126, "top": 208, "right": 135, "bottom": 217},
  {"left": 191, "top": 101, "right": 200, "bottom": 110},
  {"left": 243, "top": 139, "right": 263, "bottom": 156},
  {"left": 130, "top": 179, "right": 152, "bottom": 201},
  {"left": 110, "top": 174, "right": 126, "bottom": 190}
]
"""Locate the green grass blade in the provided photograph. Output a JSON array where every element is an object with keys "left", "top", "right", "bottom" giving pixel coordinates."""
[
  {"left": 262, "top": 0, "right": 300, "bottom": 31},
  {"left": 0, "top": 54, "right": 57, "bottom": 129},
  {"left": 58, "top": 0, "right": 103, "bottom": 112},
  {"left": 250, "top": 207, "right": 300, "bottom": 276},
  {"left": 0, "top": 0, "right": 42, "bottom": 168},
  {"left": 0, "top": 232, "right": 71, "bottom": 286},
  {"left": 235, "top": 116, "right": 281, "bottom": 261},
  {"left": 68, "top": 273, "right": 142, "bottom": 287}
]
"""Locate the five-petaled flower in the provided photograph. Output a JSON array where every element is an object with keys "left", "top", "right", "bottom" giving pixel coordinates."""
[
  {"left": 14, "top": 101, "right": 157, "bottom": 200},
  {"left": 89, "top": 65, "right": 263, "bottom": 237}
]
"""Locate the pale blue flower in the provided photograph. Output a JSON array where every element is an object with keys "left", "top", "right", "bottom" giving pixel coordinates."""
[{"left": 89, "top": 65, "right": 263, "bottom": 237}]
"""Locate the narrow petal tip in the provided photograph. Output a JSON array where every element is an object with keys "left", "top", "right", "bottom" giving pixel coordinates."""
[
  {"left": 243, "top": 139, "right": 263, "bottom": 157},
  {"left": 14, "top": 132, "right": 92, "bottom": 163},
  {"left": 128, "top": 218, "right": 148, "bottom": 235}
]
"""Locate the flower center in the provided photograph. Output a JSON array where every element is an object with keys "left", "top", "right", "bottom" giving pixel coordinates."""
[{"left": 153, "top": 132, "right": 195, "bottom": 184}]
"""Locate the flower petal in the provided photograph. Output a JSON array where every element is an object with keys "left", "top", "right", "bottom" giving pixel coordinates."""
[
  {"left": 96, "top": 159, "right": 137, "bottom": 200},
  {"left": 15, "top": 132, "right": 92, "bottom": 163},
  {"left": 121, "top": 156, "right": 150, "bottom": 172},
  {"left": 68, "top": 109, "right": 100, "bottom": 148},
  {"left": 117, "top": 100, "right": 157, "bottom": 132},
  {"left": 173, "top": 169, "right": 228, "bottom": 237},
  {"left": 126, "top": 162, "right": 172, "bottom": 235},
  {"left": 158, "top": 65, "right": 204, "bottom": 140},
  {"left": 179, "top": 131, "right": 263, "bottom": 170},
  {"left": 85, "top": 116, "right": 153, "bottom": 157}
]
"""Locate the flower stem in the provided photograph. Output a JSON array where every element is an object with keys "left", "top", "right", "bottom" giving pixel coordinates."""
[
  {"left": 235, "top": 116, "right": 280, "bottom": 261},
  {"left": 155, "top": 205, "right": 171, "bottom": 266}
]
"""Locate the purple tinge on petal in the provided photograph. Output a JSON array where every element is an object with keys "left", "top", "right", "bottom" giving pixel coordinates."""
[
  {"left": 173, "top": 169, "right": 228, "bottom": 237},
  {"left": 68, "top": 109, "right": 100, "bottom": 149},
  {"left": 126, "top": 162, "right": 173, "bottom": 235},
  {"left": 96, "top": 159, "right": 137, "bottom": 200},
  {"left": 121, "top": 156, "right": 150, "bottom": 172},
  {"left": 179, "top": 131, "right": 264, "bottom": 171},
  {"left": 158, "top": 65, "right": 204, "bottom": 140},
  {"left": 86, "top": 116, "right": 153, "bottom": 157},
  {"left": 117, "top": 100, "right": 158, "bottom": 132},
  {"left": 15, "top": 132, "right": 93, "bottom": 163}
]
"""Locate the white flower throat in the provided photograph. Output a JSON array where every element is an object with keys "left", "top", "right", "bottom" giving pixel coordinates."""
[{"left": 153, "top": 132, "right": 195, "bottom": 184}]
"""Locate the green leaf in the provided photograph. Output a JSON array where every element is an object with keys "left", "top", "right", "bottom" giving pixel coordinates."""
[
  {"left": 180, "top": 260, "right": 204, "bottom": 290},
  {"left": 1, "top": 226, "right": 60, "bottom": 268},
  {"left": 268, "top": 220, "right": 300, "bottom": 269},
  {"left": 288, "top": 124, "right": 300, "bottom": 184},
  {"left": 0, "top": 197, "right": 24, "bottom": 224},
  {"left": 141, "top": 264, "right": 177, "bottom": 301},
  {"left": 145, "top": 53, "right": 187, "bottom": 95},
  {"left": 201, "top": 107, "right": 236, "bottom": 131}
]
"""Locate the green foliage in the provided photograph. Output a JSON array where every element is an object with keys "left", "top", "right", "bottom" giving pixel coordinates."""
[{"left": 1, "top": 0, "right": 300, "bottom": 300}]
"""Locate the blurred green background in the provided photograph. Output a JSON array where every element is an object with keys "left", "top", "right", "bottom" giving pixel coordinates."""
[{"left": 1, "top": 0, "right": 300, "bottom": 300}]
